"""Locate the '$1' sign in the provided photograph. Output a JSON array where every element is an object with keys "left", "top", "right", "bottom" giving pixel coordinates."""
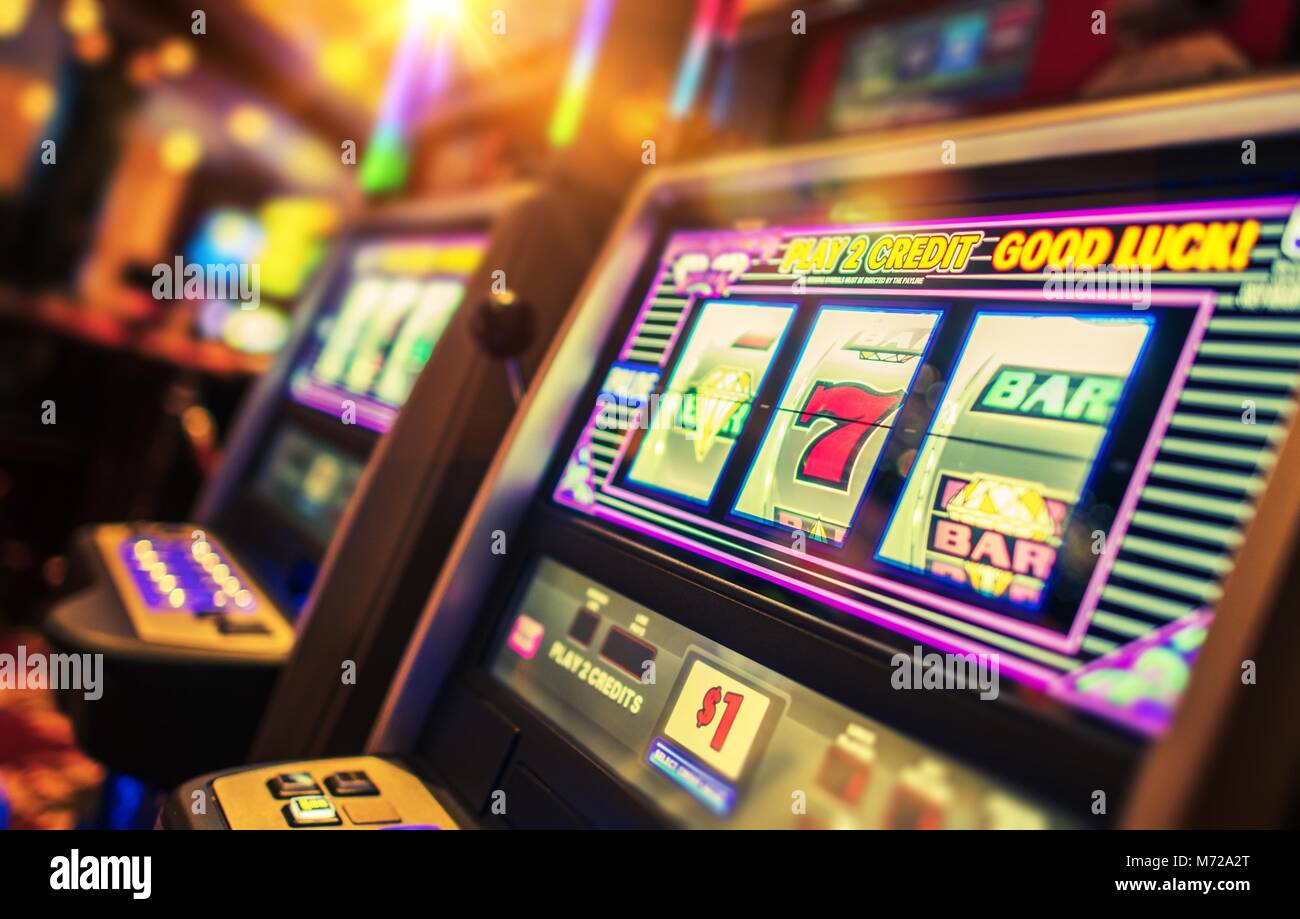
[{"left": 696, "top": 685, "right": 745, "bottom": 752}]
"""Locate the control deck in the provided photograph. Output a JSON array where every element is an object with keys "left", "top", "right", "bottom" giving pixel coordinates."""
[
  {"left": 169, "top": 757, "right": 458, "bottom": 830},
  {"left": 93, "top": 523, "right": 294, "bottom": 655}
]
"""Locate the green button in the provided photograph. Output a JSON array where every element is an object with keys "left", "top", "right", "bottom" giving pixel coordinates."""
[{"left": 286, "top": 795, "right": 340, "bottom": 826}]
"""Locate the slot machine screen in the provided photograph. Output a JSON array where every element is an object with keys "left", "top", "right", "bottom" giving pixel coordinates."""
[
  {"left": 252, "top": 425, "right": 365, "bottom": 545},
  {"left": 474, "top": 130, "right": 1300, "bottom": 826},
  {"left": 288, "top": 234, "right": 487, "bottom": 432},
  {"left": 826, "top": 0, "right": 1042, "bottom": 134},
  {"left": 227, "top": 231, "right": 486, "bottom": 612},
  {"left": 187, "top": 200, "right": 340, "bottom": 356}
]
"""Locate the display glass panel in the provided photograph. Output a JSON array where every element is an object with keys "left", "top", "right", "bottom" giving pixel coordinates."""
[
  {"left": 875, "top": 311, "right": 1152, "bottom": 610},
  {"left": 252, "top": 424, "right": 365, "bottom": 545},
  {"left": 552, "top": 191, "right": 1300, "bottom": 738},
  {"left": 734, "top": 306, "right": 940, "bottom": 545},
  {"left": 288, "top": 234, "right": 486, "bottom": 432},
  {"left": 827, "top": 0, "right": 1042, "bottom": 134},
  {"left": 626, "top": 301, "right": 795, "bottom": 504},
  {"left": 489, "top": 557, "right": 1063, "bottom": 828}
]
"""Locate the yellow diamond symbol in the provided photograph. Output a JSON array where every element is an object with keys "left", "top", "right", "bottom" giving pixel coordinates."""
[
  {"left": 947, "top": 477, "right": 1054, "bottom": 542},
  {"left": 691, "top": 367, "right": 751, "bottom": 462},
  {"left": 963, "top": 562, "right": 1015, "bottom": 597}
]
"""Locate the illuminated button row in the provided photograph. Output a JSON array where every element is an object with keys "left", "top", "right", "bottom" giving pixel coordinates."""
[{"left": 125, "top": 535, "right": 255, "bottom": 613}]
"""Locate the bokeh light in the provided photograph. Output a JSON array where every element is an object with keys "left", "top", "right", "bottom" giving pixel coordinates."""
[
  {"left": 156, "top": 37, "right": 197, "bottom": 78},
  {"left": 160, "top": 129, "right": 203, "bottom": 173},
  {"left": 73, "top": 28, "right": 111, "bottom": 64},
  {"left": 0, "top": 0, "right": 33, "bottom": 37},
  {"left": 18, "top": 81, "right": 55, "bottom": 124},
  {"left": 226, "top": 104, "right": 272, "bottom": 145},
  {"left": 318, "top": 38, "right": 367, "bottom": 90},
  {"left": 128, "top": 52, "right": 160, "bottom": 87},
  {"left": 60, "top": 0, "right": 100, "bottom": 36}
]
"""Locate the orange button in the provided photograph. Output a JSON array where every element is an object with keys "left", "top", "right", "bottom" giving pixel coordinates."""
[{"left": 343, "top": 799, "right": 400, "bottom": 826}]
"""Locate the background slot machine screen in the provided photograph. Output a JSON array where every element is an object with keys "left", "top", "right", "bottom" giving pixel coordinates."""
[
  {"left": 188, "top": 198, "right": 339, "bottom": 356},
  {"left": 228, "top": 231, "right": 485, "bottom": 612},
  {"left": 288, "top": 234, "right": 487, "bottom": 432},
  {"left": 825, "top": 0, "right": 1042, "bottom": 135},
  {"left": 252, "top": 426, "right": 365, "bottom": 545}
]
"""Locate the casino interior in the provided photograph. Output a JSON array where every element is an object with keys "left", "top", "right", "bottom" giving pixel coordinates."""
[{"left": 0, "top": 0, "right": 1298, "bottom": 831}]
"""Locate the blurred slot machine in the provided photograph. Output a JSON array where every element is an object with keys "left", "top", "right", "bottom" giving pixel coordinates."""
[
  {"left": 44, "top": 0, "right": 710, "bottom": 798},
  {"left": 187, "top": 198, "right": 342, "bottom": 360},
  {"left": 47, "top": 227, "right": 493, "bottom": 789},
  {"left": 67, "top": 86, "right": 346, "bottom": 356},
  {"left": 678, "top": 0, "right": 1299, "bottom": 151}
]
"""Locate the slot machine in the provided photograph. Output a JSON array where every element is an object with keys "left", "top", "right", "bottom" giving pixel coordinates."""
[
  {"left": 43, "top": 199, "right": 500, "bottom": 789},
  {"left": 164, "top": 76, "right": 1300, "bottom": 829},
  {"left": 44, "top": 1, "right": 699, "bottom": 793},
  {"left": 686, "top": 0, "right": 1299, "bottom": 152}
]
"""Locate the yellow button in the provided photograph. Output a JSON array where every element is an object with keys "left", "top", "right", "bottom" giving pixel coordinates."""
[
  {"left": 158, "top": 574, "right": 177, "bottom": 593},
  {"left": 223, "top": 577, "right": 240, "bottom": 594},
  {"left": 168, "top": 588, "right": 186, "bottom": 608},
  {"left": 234, "top": 589, "right": 253, "bottom": 608}
]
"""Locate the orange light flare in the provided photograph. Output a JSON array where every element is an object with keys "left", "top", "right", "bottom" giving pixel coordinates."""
[
  {"left": 128, "top": 52, "right": 159, "bottom": 87},
  {"left": 160, "top": 129, "right": 203, "bottom": 173},
  {"left": 156, "top": 37, "right": 197, "bottom": 78},
  {"left": 18, "top": 81, "right": 55, "bottom": 123},
  {"left": 73, "top": 28, "right": 111, "bottom": 65},
  {"left": 406, "top": 0, "right": 498, "bottom": 74}
]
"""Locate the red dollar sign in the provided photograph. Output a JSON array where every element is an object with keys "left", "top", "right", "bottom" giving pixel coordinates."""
[{"left": 697, "top": 685, "right": 722, "bottom": 728}]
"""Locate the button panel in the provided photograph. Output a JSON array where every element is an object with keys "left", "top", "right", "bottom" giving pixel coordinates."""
[
  {"left": 95, "top": 522, "right": 294, "bottom": 654},
  {"left": 211, "top": 756, "right": 458, "bottom": 830},
  {"left": 118, "top": 527, "right": 259, "bottom": 615}
]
